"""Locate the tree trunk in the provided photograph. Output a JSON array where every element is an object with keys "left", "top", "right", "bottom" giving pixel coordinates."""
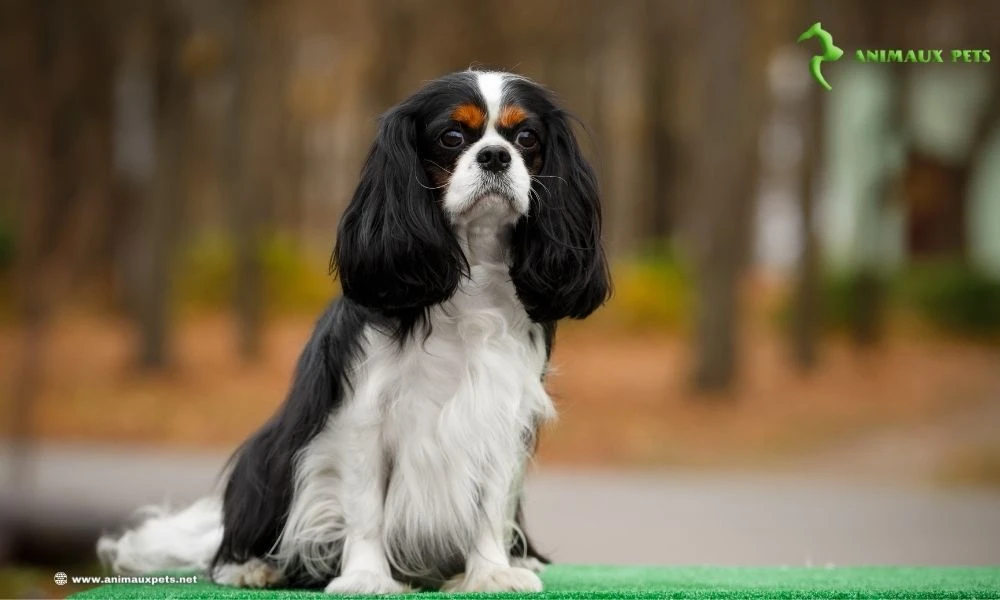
[
  {"left": 690, "top": 0, "right": 769, "bottom": 392},
  {"left": 643, "top": 0, "right": 675, "bottom": 242},
  {"left": 8, "top": 0, "right": 55, "bottom": 492},
  {"left": 852, "top": 64, "right": 905, "bottom": 348},
  {"left": 134, "top": 3, "right": 188, "bottom": 369},
  {"left": 228, "top": 0, "right": 288, "bottom": 361},
  {"left": 113, "top": 2, "right": 156, "bottom": 319},
  {"left": 791, "top": 86, "right": 822, "bottom": 370},
  {"left": 600, "top": 0, "right": 649, "bottom": 258},
  {"left": 225, "top": 0, "right": 262, "bottom": 361},
  {"left": 849, "top": 1, "right": 913, "bottom": 347},
  {"left": 8, "top": 0, "right": 115, "bottom": 485}
]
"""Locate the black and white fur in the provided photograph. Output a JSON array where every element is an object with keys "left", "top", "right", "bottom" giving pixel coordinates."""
[{"left": 98, "top": 70, "right": 610, "bottom": 594}]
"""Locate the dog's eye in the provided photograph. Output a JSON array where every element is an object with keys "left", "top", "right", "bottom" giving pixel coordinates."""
[
  {"left": 439, "top": 129, "right": 465, "bottom": 149},
  {"left": 515, "top": 129, "right": 538, "bottom": 149}
]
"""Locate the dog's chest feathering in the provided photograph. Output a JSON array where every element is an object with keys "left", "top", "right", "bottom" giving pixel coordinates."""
[
  {"left": 360, "top": 221, "right": 553, "bottom": 575},
  {"left": 377, "top": 220, "right": 553, "bottom": 438}
]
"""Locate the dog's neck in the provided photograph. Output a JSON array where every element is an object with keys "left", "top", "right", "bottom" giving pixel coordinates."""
[{"left": 454, "top": 212, "right": 516, "bottom": 267}]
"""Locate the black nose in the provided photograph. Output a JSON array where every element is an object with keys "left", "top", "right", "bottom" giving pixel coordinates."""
[{"left": 476, "top": 145, "right": 511, "bottom": 173}]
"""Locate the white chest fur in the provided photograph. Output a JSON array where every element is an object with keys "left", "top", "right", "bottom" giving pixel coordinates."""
[
  {"left": 277, "top": 218, "right": 555, "bottom": 582},
  {"left": 368, "top": 219, "right": 553, "bottom": 576},
  {"left": 374, "top": 259, "right": 552, "bottom": 576}
]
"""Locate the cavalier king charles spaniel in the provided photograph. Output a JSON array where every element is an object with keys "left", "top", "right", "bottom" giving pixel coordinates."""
[{"left": 98, "top": 70, "right": 610, "bottom": 594}]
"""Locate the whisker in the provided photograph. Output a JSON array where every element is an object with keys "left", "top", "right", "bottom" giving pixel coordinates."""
[
  {"left": 532, "top": 174, "right": 569, "bottom": 185},
  {"left": 530, "top": 177, "right": 552, "bottom": 198},
  {"left": 424, "top": 160, "right": 454, "bottom": 175},
  {"left": 417, "top": 180, "right": 449, "bottom": 190}
]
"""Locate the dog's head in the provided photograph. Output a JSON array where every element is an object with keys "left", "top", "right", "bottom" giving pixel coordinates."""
[{"left": 332, "top": 70, "right": 610, "bottom": 323}]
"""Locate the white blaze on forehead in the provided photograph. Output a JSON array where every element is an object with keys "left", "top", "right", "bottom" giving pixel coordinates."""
[
  {"left": 441, "top": 70, "right": 530, "bottom": 223},
  {"left": 475, "top": 71, "right": 506, "bottom": 130}
]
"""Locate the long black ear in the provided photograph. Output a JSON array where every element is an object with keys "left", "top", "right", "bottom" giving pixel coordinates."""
[
  {"left": 510, "top": 110, "right": 611, "bottom": 322},
  {"left": 332, "top": 107, "right": 465, "bottom": 314}
]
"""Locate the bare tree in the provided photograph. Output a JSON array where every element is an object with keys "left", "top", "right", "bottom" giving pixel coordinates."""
[
  {"left": 689, "top": 0, "right": 771, "bottom": 391},
  {"left": 642, "top": 0, "right": 678, "bottom": 242},
  {"left": 790, "top": 85, "right": 822, "bottom": 369},
  {"left": 848, "top": 0, "right": 911, "bottom": 347},
  {"left": 8, "top": 0, "right": 114, "bottom": 484},
  {"left": 130, "top": 3, "right": 189, "bottom": 369},
  {"left": 224, "top": 0, "right": 261, "bottom": 362},
  {"left": 226, "top": 0, "right": 289, "bottom": 361},
  {"left": 7, "top": 0, "right": 56, "bottom": 490},
  {"left": 785, "top": 0, "right": 824, "bottom": 370},
  {"left": 600, "top": 0, "right": 650, "bottom": 258}
]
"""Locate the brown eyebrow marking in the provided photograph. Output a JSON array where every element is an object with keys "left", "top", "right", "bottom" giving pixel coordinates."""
[
  {"left": 498, "top": 105, "right": 527, "bottom": 129},
  {"left": 451, "top": 104, "right": 486, "bottom": 129}
]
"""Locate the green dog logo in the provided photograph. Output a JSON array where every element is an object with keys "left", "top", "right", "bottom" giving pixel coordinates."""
[{"left": 796, "top": 22, "right": 843, "bottom": 91}]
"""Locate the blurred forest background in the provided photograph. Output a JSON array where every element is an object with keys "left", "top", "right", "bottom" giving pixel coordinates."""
[
  {"left": 3, "top": 0, "right": 1000, "bottom": 596},
  {"left": 2, "top": 0, "right": 1000, "bottom": 487}
]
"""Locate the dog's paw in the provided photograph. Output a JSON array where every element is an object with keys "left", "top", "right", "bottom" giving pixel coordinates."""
[
  {"left": 442, "top": 566, "right": 543, "bottom": 593},
  {"left": 212, "top": 558, "right": 282, "bottom": 588},
  {"left": 324, "top": 570, "right": 411, "bottom": 595},
  {"left": 510, "top": 556, "right": 547, "bottom": 574}
]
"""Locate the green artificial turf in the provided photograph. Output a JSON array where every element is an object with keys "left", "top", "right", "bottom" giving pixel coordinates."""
[{"left": 69, "top": 565, "right": 1000, "bottom": 599}]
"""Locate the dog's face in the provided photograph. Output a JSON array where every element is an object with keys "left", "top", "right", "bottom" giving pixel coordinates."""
[
  {"left": 418, "top": 72, "right": 540, "bottom": 224},
  {"left": 333, "top": 71, "right": 610, "bottom": 323}
]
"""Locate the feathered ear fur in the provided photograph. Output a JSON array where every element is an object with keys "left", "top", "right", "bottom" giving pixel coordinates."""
[
  {"left": 331, "top": 106, "right": 466, "bottom": 314},
  {"left": 509, "top": 109, "right": 611, "bottom": 322}
]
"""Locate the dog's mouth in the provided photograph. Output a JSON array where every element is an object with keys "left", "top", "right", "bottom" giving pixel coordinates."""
[
  {"left": 476, "top": 190, "right": 514, "bottom": 206},
  {"left": 475, "top": 176, "right": 512, "bottom": 198},
  {"left": 462, "top": 193, "right": 526, "bottom": 222},
  {"left": 473, "top": 178, "right": 528, "bottom": 212},
  {"left": 445, "top": 172, "right": 529, "bottom": 223}
]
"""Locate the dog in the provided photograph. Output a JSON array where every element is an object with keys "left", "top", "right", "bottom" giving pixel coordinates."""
[{"left": 98, "top": 69, "right": 610, "bottom": 594}]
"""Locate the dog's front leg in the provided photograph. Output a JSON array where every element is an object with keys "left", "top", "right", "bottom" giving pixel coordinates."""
[
  {"left": 324, "top": 416, "right": 409, "bottom": 595},
  {"left": 442, "top": 460, "right": 543, "bottom": 593}
]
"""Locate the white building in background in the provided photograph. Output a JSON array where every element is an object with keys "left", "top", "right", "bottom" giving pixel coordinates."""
[{"left": 755, "top": 52, "right": 1000, "bottom": 278}]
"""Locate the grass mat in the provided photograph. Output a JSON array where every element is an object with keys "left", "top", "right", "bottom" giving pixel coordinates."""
[{"left": 69, "top": 565, "right": 1000, "bottom": 599}]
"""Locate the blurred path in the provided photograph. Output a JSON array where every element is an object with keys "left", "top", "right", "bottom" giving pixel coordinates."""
[
  {"left": 525, "top": 470, "right": 1000, "bottom": 566},
  {"left": 781, "top": 385, "right": 1000, "bottom": 483},
  {"left": 2, "top": 442, "right": 999, "bottom": 566}
]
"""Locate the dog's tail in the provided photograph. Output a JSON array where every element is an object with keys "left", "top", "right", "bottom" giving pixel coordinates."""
[{"left": 97, "top": 496, "right": 223, "bottom": 575}]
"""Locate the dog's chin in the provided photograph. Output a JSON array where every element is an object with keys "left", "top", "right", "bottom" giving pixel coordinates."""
[{"left": 451, "top": 191, "right": 527, "bottom": 225}]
